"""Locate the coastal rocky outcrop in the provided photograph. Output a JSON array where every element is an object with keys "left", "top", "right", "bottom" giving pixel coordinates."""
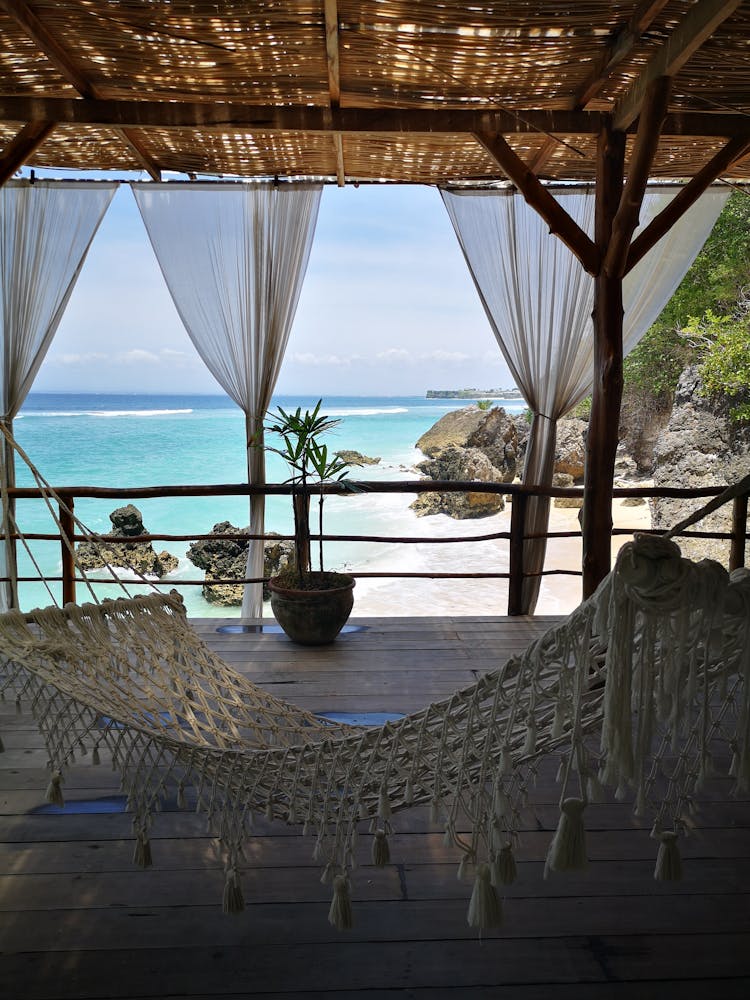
[
  {"left": 618, "top": 389, "right": 673, "bottom": 475},
  {"left": 187, "top": 522, "right": 294, "bottom": 606},
  {"left": 76, "top": 504, "right": 178, "bottom": 578},
  {"left": 650, "top": 366, "right": 750, "bottom": 563},
  {"left": 335, "top": 449, "right": 380, "bottom": 466},
  {"left": 412, "top": 446, "right": 505, "bottom": 518},
  {"left": 552, "top": 417, "right": 587, "bottom": 482},
  {"left": 415, "top": 406, "right": 490, "bottom": 458},
  {"left": 412, "top": 405, "right": 518, "bottom": 518},
  {"left": 508, "top": 414, "right": 588, "bottom": 483}
]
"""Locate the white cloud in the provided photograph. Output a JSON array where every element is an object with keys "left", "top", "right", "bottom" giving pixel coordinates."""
[
  {"left": 421, "top": 350, "right": 470, "bottom": 363},
  {"left": 49, "top": 352, "right": 107, "bottom": 366},
  {"left": 115, "top": 349, "right": 161, "bottom": 365},
  {"left": 376, "top": 348, "right": 412, "bottom": 364},
  {"left": 289, "top": 352, "right": 356, "bottom": 367}
]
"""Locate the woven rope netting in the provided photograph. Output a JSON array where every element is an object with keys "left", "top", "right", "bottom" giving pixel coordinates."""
[{"left": 1, "top": 430, "right": 749, "bottom": 929}]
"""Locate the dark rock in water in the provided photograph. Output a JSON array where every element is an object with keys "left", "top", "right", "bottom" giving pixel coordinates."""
[
  {"left": 76, "top": 504, "right": 178, "bottom": 578},
  {"left": 187, "top": 522, "right": 294, "bottom": 606},
  {"left": 335, "top": 449, "right": 380, "bottom": 466},
  {"left": 411, "top": 446, "right": 505, "bottom": 518},
  {"left": 651, "top": 366, "right": 750, "bottom": 563}
]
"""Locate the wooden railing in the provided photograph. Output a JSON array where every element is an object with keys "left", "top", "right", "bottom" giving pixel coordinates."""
[{"left": 4, "top": 479, "right": 749, "bottom": 614}]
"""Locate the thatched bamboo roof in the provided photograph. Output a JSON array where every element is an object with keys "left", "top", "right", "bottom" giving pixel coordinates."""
[{"left": 0, "top": 1, "right": 749, "bottom": 184}]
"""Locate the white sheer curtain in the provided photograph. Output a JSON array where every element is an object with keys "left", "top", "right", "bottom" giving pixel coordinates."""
[
  {"left": 441, "top": 184, "right": 729, "bottom": 612},
  {"left": 0, "top": 180, "right": 117, "bottom": 611},
  {"left": 132, "top": 182, "right": 322, "bottom": 618}
]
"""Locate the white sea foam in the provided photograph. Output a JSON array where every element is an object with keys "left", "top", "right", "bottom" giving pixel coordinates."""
[
  {"left": 324, "top": 407, "right": 409, "bottom": 417},
  {"left": 21, "top": 408, "right": 194, "bottom": 418}
]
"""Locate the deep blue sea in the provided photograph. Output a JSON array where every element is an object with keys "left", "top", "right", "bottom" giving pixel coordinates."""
[{"left": 13, "top": 392, "right": 527, "bottom": 615}]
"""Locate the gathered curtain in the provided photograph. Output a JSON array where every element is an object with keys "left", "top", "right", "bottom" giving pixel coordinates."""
[
  {"left": 0, "top": 180, "right": 117, "bottom": 611},
  {"left": 133, "top": 182, "right": 322, "bottom": 617},
  {"left": 441, "top": 184, "right": 730, "bottom": 613}
]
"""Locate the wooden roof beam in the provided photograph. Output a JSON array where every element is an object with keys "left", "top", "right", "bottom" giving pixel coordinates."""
[
  {"left": 2, "top": 97, "right": 747, "bottom": 138},
  {"left": 613, "top": 0, "right": 744, "bottom": 130},
  {"left": 605, "top": 76, "right": 672, "bottom": 278},
  {"left": 0, "top": 0, "right": 161, "bottom": 180},
  {"left": 626, "top": 131, "right": 750, "bottom": 273},
  {"left": 324, "top": 0, "right": 345, "bottom": 186},
  {"left": 0, "top": 120, "right": 55, "bottom": 184},
  {"left": 474, "top": 131, "right": 599, "bottom": 275}
]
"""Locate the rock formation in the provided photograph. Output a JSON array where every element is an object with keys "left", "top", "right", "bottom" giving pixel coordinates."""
[
  {"left": 618, "top": 388, "right": 672, "bottom": 475},
  {"left": 187, "top": 522, "right": 294, "bottom": 606},
  {"left": 334, "top": 450, "right": 380, "bottom": 466},
  {"left": 464, "top": 407, "right": 519, "bottom": 482},
  {"left": 651, "top": 366, "right": 750, "bottom": 562},
  {"left": 76, "top": 504, "right": 178, "bottom": 578},
  {"left": 552, "top": 417, "right": 588, "bottom": 482},
  {"left": 412, "top": 446, "right": 505, "bottom": 518},
  {"left": 415, "top": 406, "right": 489, "bottom": 458},
  {"left": 412, "top": 406, "right": 519, "bottom": 518}
]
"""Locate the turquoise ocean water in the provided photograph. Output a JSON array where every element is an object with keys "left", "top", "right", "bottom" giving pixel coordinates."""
[{"left": 12, "top": 392, "right": 526, "bottom": 615}]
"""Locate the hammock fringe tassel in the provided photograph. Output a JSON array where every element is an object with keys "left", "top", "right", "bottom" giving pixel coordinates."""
[{"left": 1, "top": 527, "right": 749, "bottom": 930}]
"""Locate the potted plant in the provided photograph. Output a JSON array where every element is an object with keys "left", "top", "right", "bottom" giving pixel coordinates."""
[{"left": 255, "top": 400, "right": 358, "bottom": 645}]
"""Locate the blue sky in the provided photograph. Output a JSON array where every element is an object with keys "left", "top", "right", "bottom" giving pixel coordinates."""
[{"left": 33, "top": 180, "right": 515, "bottom": 396}]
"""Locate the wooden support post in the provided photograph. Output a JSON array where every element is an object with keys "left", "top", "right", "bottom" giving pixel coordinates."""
[
  {"left": 507, "top": 491, "right": 527, "bottom": 615},
  {"left": 583, "top": 124, "right": 626, "bottom": 598},
  {"left": 59, "top": 494, "right": 76, "bottom": 605},
  {"left": 730, "top": 492, "right": 748, "bottom": 572}
]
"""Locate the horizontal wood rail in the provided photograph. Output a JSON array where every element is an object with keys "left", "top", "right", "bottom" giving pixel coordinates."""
[{"left": 3, "top": 479, "right": 748, "bottom": 615}]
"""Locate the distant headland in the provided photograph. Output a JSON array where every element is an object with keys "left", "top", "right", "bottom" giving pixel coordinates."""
[{"left": 426, "top": 388, "right": 524, "bottom": 400}]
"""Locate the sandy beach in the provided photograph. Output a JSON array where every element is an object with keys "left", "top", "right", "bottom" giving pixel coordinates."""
[{"left": 349, "top": 491, "right": 651, "bottom": 618}]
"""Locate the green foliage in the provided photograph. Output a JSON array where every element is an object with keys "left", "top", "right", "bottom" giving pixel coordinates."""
[
  {"left": 624, "top": 191, "right": 750, "bottom": 402},
  {"left": 686, "top": 309, "right": 750, "bottom": 423},
  {"left": 571, "top": 396, "right": 592, "bottom": 420},
  {"left": 476, "top": 399, "right": 494, "bottom": 411},
  {"left": 256, "top": 401, "right": 357, "bottom": 577}
]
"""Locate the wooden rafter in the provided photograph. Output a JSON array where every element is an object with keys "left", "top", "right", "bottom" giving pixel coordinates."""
[
  {"left": 528, "top": 0, "right": 670, "bottom": 175},
  {"left": 0, "top": 96, "right": 746, "bottom": 140},
  {"left": 0, "top": 120, "right": 54, "bottom": 184},
  {"left": 0, "top": 0, "right": 161, "bottom": 180},
  {"left": 324, "top": 0, "right": 345, "bottom": 186},
  {"left": 474, "top": 131, "right": 599, "bottom": 274},
  {"left": 0, "top": 0, "right": 93, "bottom": 95},
  {"left": 605, "top": 76, "right": 672, "bottom": 278},
  {"left": 324, "top": 0, "right": 341, "bottom": 108},
  {"left": 576, "top": 0, "right": 672, "bottom": 108},
  {"left": 626, "top": 132, "right": 750, "bottom": 273},
  {"left": 613, "top": 0, "right": 744, "bottom": 130}
]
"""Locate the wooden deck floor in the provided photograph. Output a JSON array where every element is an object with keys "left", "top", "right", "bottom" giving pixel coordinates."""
[{"left": 1, "top": 615, "right": 749, "bottom": 999}]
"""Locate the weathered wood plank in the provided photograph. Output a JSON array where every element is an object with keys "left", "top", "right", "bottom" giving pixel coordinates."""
[{"left": 1, "top": 615, "right": 747, "bottom": 999}]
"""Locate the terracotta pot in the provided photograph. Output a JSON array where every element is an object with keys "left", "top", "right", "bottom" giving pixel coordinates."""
[{"left": 268, "top": 572, "right": 355, "bottom": 645}]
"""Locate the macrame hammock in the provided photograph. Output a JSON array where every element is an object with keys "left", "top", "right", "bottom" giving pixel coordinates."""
[{"left": 1, "top": 426, "right": 749, "bottom": 932}]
